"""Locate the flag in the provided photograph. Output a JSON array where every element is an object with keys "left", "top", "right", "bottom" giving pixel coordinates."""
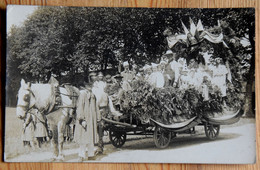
[
  {"left": 196, "top": 19, "right": 204, "bottom": 32},
  {"left": 217, "top": 20, "right": 221, "bottom": 27},
  {"left": 166, "top": 35, "right": 179, "bottom": 48},
  {"left": 181, "top": 20, "right": 189, "bottom": 35},
  {"left": 203, "top": 31, "right": 224, "bottom": 43},
  {"left": 189, "top": 17, "right": 196, "bottom": 36}
]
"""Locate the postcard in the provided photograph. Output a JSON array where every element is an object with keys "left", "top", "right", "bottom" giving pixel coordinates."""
[{"left": 5, "top": 5, "right": 255, "bottom": 163}]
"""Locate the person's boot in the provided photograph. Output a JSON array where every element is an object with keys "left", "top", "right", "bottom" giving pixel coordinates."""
[
  {"left": 88, "top": 156, "right": 96, "bottom": 160},
  {"left": 96, "top": 146, "right": 103, "bottom": 155},
  {"left": 37, "top": 138, "right": 41, "bottom": 148},
  {"left": 78, "top": 156, "right": 85, "bottom": 162}
]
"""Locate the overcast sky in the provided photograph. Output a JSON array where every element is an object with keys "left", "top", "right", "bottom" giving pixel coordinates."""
[{"left": 7, "top": 5, "right": 38, "bottom": 33}]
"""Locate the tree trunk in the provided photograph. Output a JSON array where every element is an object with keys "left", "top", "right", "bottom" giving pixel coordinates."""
[
  {"left": 244, "top": 80, "right": 254, "bottom": 117},
  {"left": 46, "top": 72, "right": 51, "bottom": 83},
  {"left": 84, "top": 64, "right": 89, "bottom": 83},
  {"left": 244, "top": 30, "right": 255, "bottom": 117}
]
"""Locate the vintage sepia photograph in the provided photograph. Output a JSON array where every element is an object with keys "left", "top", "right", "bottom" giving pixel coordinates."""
[{"left": 5, "top": 5, "right": 255, "bottom": 163}]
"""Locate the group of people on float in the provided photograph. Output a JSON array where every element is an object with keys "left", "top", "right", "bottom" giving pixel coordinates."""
[
  {"left": 106, "top": 48, "right": 231, "bottom": 103},
  {"left": 85, "top": 46, "right": 231, "bottom": 106}
]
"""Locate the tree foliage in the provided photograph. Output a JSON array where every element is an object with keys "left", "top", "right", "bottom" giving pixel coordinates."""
[{"left": 7, "top": 7, "right": 255, "bottom": 110}]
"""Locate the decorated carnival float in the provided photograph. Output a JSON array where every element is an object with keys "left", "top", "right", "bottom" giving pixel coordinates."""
[{"left": 103, "top": 18, "right": 244, "bottom": 149}]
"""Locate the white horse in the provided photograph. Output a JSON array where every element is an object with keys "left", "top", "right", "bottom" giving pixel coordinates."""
[{"left": 16, "top": 79, "right": 79, "bottom": 161}]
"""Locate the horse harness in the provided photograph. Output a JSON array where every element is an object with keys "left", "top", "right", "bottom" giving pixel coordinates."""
[
  {"left": 55, "top": 85, "right": 79, "bottom": 109},
  {"left": 19, "top": 84, "right": 79, "bottom": 118},
  {"left": 17, "top": 88, "right": 36, "bottom": 114},
  {"left": 45, "top": 84, "right": 79, "bottom": 116}
]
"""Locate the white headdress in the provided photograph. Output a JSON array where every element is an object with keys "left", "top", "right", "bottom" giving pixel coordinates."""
[
  {"left": 165, "top": 50, "right": 173, "bottom": 55},
  {"left": 151, "top": 63, "right": 158, "bottom": 68},
  {"left": 123, "top": 61, "right": 129, "bottom": 67}
]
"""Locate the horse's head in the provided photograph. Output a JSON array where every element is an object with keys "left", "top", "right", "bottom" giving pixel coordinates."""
[{"left": 16, "top": 79, "right": 35, "bottom": 119}]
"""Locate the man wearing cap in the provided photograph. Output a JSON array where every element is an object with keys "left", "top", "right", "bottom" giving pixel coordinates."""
[
  {"left": 87, "top": 72, "right": 97, "bottom": 89},
  {"left": 92, "top": 72, "right": 110, "bottom": 154},
  {"left": 167, "top": 51, "right": 180, "bottom": 87},
  {"left": 74, "top": 72, "right": 100, "bottom": 161},
  {"left": 109, "top": 74, "right": 124, "bottom": 110}
]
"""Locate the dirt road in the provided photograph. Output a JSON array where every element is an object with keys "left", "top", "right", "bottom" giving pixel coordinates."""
[{"left": 5, "top": 119, "right": 255, "bottom": 164}]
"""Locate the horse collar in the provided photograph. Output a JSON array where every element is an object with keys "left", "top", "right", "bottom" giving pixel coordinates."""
[{"left": 47, "top": 85, "right": 61, "bottom": 113}]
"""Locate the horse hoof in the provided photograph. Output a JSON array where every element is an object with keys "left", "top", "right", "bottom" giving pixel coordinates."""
[
  {"left": 95, "top": 148, "right": 103, "bottom": 155},
  {"left": 50, "top": 156, "right": 57, "bottom": 162},
  {"left": 57, "top": 154, "right": 65, "bottom": 161}
]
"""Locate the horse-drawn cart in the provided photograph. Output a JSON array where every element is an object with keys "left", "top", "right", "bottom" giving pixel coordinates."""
[{"left": 103, "top": 109, "right": 244, "bottom": 149}]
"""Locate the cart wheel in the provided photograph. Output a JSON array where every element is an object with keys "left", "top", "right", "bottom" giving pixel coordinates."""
[
  {"left": 153, "top": 126, "right": 172, "bottom": 149},
  {"left": 109, "top": 130, "right": 127, "bottom": 148},
  {"left": 204, "top": 123, "right": 220, "bottom": 140}
]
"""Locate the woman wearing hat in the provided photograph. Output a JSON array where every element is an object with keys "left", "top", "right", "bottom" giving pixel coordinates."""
[
  {"left": 94, "top": 72, "right": 107, "bottom": 90},
  {"left": 121, "top": 61, "right": 134, "bottom": 83}
]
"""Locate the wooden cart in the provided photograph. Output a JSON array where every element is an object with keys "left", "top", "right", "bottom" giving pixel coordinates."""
[{"left": 103, "top": 109, "right": 243, "bottom": 149}]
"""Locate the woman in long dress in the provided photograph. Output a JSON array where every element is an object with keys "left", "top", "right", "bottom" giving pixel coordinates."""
[
  {"left": 21, "top": 112, "right": 35, "bottom": 149},
  {"left": 211, "top": 57, "right": 228, "bottom": 98},
  {"left": 34, "top": 110, "right": 48, "bottom": 147}
]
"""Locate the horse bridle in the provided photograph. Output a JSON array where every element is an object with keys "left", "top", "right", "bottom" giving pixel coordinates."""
[{"left": 17, "top": 88, "right": 36, "bottom": 114}]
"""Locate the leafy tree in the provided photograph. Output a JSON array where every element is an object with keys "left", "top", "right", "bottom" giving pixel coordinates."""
[{"left": 7, "top": 7, "right": 254, "bottom": 115}]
